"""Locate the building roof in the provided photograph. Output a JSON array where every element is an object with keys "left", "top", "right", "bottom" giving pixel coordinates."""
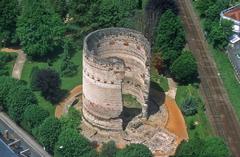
[
  {"left": 0, "top": 139, "right": 18, "bottom": 157},
  {"left": 224, "top": 6, "right": 240, "bottom": 21}
]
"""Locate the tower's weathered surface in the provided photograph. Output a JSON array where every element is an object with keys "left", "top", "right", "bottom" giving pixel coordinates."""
[{"left": 82, "top": 28, "right": 151, "bottom": 132}]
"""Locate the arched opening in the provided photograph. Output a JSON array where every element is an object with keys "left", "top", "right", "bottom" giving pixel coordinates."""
[{"left": 120, "top": 94, "right": 142, "bottom": 130}]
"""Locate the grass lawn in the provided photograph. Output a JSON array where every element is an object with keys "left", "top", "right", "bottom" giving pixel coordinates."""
[
  {"left": 176, "top": 85, "right": 213, "bottom": 138},
  {"left": 123, "top": 94, "right": 142, "bottom": 109},
  {"left": 21, "top": 50, "right": 83, "bottom": 90},
  {"left": 209, "top": 47, "right": 240, "bottom": 120},
  {"left": 21, "top": 50, "right": 83, "bottom": 114},
  {"left": 35, "top": 92, "right": 55, "bottom": 116}
]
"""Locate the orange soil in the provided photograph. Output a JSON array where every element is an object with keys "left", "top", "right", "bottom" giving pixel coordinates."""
[
  {"left": 55, "top": 85, "right": 82, "bottom": 118},
  {"left": 165, "top": 96, "right": 188, "bottom": 144}
]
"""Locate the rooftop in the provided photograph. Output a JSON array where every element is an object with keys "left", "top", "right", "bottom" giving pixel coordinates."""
[
  {"left": 0, "top": 138, "right": 17, "bottom": 157},
  {"left": 224, "top": 6, "right": 240, "bottom": 21}
]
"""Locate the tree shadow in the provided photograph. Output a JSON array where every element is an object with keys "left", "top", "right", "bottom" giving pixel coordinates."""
[{"left": 147, "top": 81, "right": 166, "bottom": 117}]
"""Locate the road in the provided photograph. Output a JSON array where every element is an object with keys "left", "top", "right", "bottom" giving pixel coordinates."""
[
  {"left": 0, "top": 112, "right": 51, "bottom": 157},
  {"left": 177, "top": 0, "right": 240, "bottom": 156}
]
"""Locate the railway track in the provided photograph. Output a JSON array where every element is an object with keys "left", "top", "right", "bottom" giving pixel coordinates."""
[{"left": 177, "top": 0, "right": 240, "bottom": 156}]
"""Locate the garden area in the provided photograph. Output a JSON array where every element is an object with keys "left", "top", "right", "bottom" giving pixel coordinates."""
[{"left": 175, "top": 85, "right": 212, "bottom": 139}]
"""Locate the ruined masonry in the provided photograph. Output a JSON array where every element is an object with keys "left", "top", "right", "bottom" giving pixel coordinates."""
[{"left": 82, "top": 28, "right": 151, "bottom": 131}]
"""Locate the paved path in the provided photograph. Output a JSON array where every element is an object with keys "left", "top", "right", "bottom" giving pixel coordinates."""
[
  {"left": 12, "top": 50, "right": 26, "bottom": 79},
  {"left": 1, "top": 48, "right": 26, "bottom": 80},
  {"left": 165, "top": 78, "right": 177, "bottom": 99},
  {"left": 55, "top": 85, "right": 82, "bottom": 118},
  {"left": 177, "top": 0, "right": 240, "bottom": 156},
  {"left": 0, "top": 112, "right": 51, "bottom": 157}
]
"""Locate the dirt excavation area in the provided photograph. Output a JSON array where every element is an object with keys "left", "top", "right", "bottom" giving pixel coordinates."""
[{"left": 165, "top": 96, "right": 188, "bottom": 144}]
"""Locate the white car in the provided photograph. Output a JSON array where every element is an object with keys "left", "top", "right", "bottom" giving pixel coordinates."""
[{"left": 237, "top": 53, "right": 240, "bottom": 59}]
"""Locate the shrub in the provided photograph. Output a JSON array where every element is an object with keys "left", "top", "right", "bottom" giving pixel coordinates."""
[
  {"left": 23, "top": 105, "right": 49, "bottom": 131},
  {"left": 181, "top": 96, "right": 198, "bottom": 116}
]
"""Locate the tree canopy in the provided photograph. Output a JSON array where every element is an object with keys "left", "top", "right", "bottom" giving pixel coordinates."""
[
  {"left": 37, "top": 117, "right": 62, "bottom": 153},
  {"left": 0, "top": 76, "right": 21, "bottom": 110},
  {"left": 0, "top": 0, "right": 19, "bottom": 46},
  {"left": 116, "top": 144, "right": 152, "bottom": 157},
  {"left": 175, "top": 136, "right": 231, "bottom": 157},
  {"left": 6, "top": 84, "right": 37, "bottom": 123},
  {"left": 54, "top": 128, "right": 93, "bottom": 157},
  {"left": 23, "top": 105, "right": 49, "bottom": 130},
  {"left": 155, "top": 9, "right": 185, "bottom": 52},
  {"left": 17, "top": 0, "right": 65, "bottom": 58},
  {"left": 170, "top": 51, "right": 198, "bottom": 83},
  {"left": 31, "top": 68, "right": 62, "bottom": 103}
]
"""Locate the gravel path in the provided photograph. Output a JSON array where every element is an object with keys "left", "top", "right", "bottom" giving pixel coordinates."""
[{"left": 1, "top": 48, "right": 26, "bottom": 80}]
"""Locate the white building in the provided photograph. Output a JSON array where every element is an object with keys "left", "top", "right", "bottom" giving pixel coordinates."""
[{"left": 221, "top": 4, "right": 240, "bottom": 43}]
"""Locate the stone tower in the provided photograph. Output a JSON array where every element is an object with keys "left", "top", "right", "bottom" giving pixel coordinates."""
[{"left": 82, "top": 28, "right": 151, "bottom": 132}]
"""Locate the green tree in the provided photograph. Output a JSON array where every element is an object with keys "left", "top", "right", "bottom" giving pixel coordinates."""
[
  {"left": 32, "top": 68, "right": 62, "bottom": 103},
  {"left": 0, "top": 76, "right": 20, "bottom": 110},
  {"left": 161, "top": 49, "right": 181, "bottom": 66},
  {"left": 23, "top": 105, "right": 49, "bottom": 130},
  {"left": 175, "top": 136, "right": 231, "bottom": 157},
  {"left": 0, "top": 0, "right": 19, "bottom": 46},
  {"left": 170, "top": 51, "right": 198, "bottom": 83},
  {"left": 17, "top": 0, "right": 65, "bottom": 58},
  {"left": 195, "top": 0, "right": 216, "bottom": 17},
  {"left": 201, "top": 137, "right": 231, "bottom": 157},
  {"left": 99, "top": 141, "right": 117, "bottom": 157},
  {"left": 60, "top": 107, "right": 81, "bottom": 130},
  {"left": 6, "top": 85, "right": 37, "bottom": 123},
  {"left": 175, "top": 136, "right": 204, "bottom": 157},
  {"left": 116, "top": 144, "right": 152, "bottom": 157},
  {"left": 208, "top": 20, "right": 232, "bottom": 50},
  {"left": 181, "top": 96, "right": 198, "bottom": 116},
  {"left": 67, "top": 0, "right": 99, "bottom": 39},
  {"left": 37, "top": 117, "right": 62, "bottom": 153},
  {"left": 60, "top": 39, "right": 78, "bottom": 76},
  {"left": 54, "top": 128, "right": 93, "bottom": 157},
  {"left": 205, "top": 1, "right": 228, "bottom": 21},
  {"left": 155, "top": 10, "right": 185, "bottom": 52},
  {"left": 50, "top": 0, "right": 68, "bottom": 19}
]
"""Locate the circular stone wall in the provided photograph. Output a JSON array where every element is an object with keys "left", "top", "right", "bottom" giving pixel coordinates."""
[{"left": 82, "top": 28, "right": 151, "bottom": 132}]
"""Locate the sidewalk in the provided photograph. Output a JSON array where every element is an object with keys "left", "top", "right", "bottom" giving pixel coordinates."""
[{"left": 0, "top": 112, "right": 51, "bottom": 157}]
